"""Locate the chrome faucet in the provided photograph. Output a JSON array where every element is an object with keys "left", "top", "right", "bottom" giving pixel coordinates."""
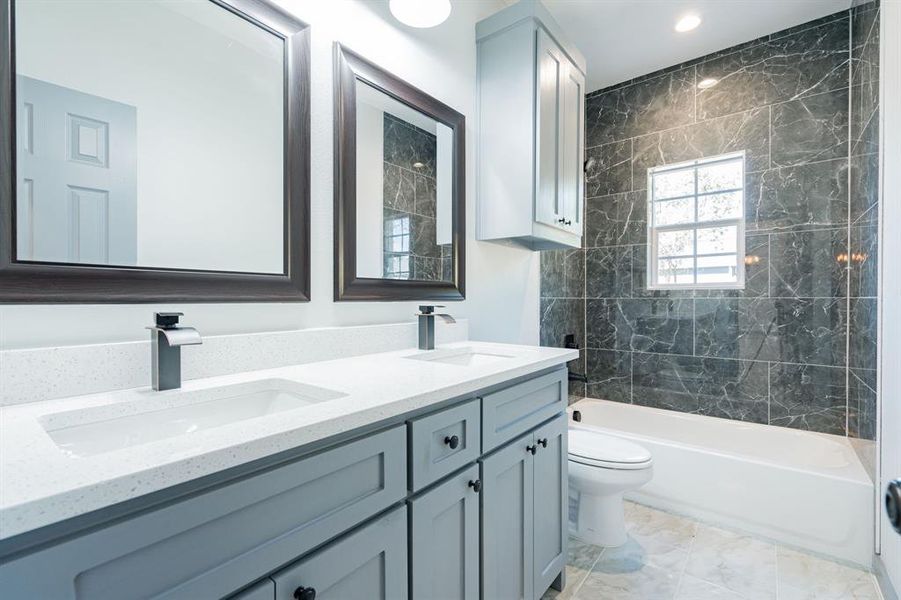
[
  {"left": 147, "top": 312, "right": 202, "bottom": 391},
  {"left": 416, "top": 305, "right": 455, "bottom": 350}
]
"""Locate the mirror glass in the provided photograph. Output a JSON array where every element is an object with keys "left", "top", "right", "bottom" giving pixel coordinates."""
[
  {"left": 354, "top": 80, "right": 454, "bottom": 282},
  {"left": 14, "top": 0, "right": 285, "bottom": 274}
]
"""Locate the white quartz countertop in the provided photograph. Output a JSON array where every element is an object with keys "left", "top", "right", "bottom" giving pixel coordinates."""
[{"left": 0, "top": 341, "right": 576, "bottom": 541}]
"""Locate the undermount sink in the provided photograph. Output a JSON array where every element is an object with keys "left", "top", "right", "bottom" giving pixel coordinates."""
[
  {"left": 404, "top": 346, "right": 515, "bottom": 367},
  {"left": 40, "top": 379, "right": 346, "bottom": 457}
]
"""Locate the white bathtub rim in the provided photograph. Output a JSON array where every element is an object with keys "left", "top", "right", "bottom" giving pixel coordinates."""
[{"left": 568, "top": 399, "right": 871, "bottom": 486}]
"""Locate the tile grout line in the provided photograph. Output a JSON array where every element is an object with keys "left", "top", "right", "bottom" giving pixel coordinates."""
[
  {"left": 846, "top": 11, "right": 854, "bottom": 437},
  {"left": 672, "top": 515, "right": 700, "bottom": 599}
]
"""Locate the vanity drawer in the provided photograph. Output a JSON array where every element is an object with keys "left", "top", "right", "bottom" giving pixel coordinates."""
[
  {"left": 481, "top": 369, "right": 567, "bottom": 452},
  {"left": 408, "top": 399, "right": 481, "bottom": 491},
  {"left": 0, "top": 426, "right": 406, "bottom": 600}
]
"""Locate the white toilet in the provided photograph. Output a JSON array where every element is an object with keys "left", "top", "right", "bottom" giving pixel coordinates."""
[{"left": 568, "top": 428, "right": 653, "bottom": 547}]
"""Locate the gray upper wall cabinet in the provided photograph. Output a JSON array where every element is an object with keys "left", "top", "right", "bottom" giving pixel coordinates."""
[{"left": 476, "top": 0, "right": 586, "bottom": 250}]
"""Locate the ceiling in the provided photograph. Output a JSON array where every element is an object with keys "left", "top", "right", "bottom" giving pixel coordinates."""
[{"left": 540, "top": 0, "right": 851, "bottom": 92}]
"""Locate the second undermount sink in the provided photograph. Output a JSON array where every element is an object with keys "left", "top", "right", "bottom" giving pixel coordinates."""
[
  {"left": 404, "top": 346, "right": 515, "bottom": 367},
  {"left": 40, "top": 379, "right": 347, "bottom": 457}
]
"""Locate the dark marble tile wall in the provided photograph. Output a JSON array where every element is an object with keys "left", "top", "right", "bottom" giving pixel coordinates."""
[
  {"left": 382, "top": 114, "right": 450, "bottom": 281},
  {"left": 848, "top": 2, "right": 880, "bottom": 453},
  {"left": 540, "top": 5, "right": 881, "bottom": 437}
]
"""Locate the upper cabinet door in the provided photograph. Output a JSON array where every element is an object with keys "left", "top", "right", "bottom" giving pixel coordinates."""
[
  {"left": 560, "top": 62, "right": 585, "bottom": 237},
  {"left": 535, "top": 27, "right": 564, "bottom": 230}
]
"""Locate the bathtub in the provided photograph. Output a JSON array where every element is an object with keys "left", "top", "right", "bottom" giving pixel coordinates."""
[{"left": 568, "top": 398, "right": 875, "bottom": 567}]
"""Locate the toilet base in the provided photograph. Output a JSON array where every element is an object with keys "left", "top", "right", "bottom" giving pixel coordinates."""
[{"left": 570, "top": 489, "right": 628, "bottom": 547}]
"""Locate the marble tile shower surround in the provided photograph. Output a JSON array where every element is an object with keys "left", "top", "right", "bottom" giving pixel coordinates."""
[
  {"left": 540, "top": 5, "right": 880, "bottom": 443},
  {"left": 0, "top": 319, "right": 468, "bottom": 406},
  {"left": 382, "top": 113, "right": 452, "bottom": 281}
]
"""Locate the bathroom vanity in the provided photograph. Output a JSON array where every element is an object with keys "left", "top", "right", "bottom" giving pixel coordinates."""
[{"left": 0, "top": 342, "right": 575, "bottom": 599}]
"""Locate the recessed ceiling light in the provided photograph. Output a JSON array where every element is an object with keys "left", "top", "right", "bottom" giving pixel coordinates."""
[
  {"left": 389, "top": 0, "right": 452, "bottom": 28},
  {"left": 698, "top": 78, "right": 719, "bottom": 89},
  {"left": 675, "top": 14, "right": 702, "bottom": 33}
]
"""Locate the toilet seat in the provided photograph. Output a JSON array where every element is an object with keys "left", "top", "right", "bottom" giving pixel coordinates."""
[{"left": 568, "top": 429, "right": 652, "bottom": 470}]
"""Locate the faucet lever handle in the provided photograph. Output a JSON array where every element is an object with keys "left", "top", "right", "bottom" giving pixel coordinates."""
[
  {"left": 154, "top": 312, "right": 184, "bottom": 328},
  {"left": 418, "top": 305, "right": 445, "bottom": 314}
]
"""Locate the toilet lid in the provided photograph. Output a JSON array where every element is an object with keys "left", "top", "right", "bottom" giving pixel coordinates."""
[{"left": 568, "top": 429, "right": 652, "bottom": 469}]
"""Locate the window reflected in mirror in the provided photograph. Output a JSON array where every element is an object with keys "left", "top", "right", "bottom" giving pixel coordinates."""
[{"left": 354, "top": 81, "right": 454, "bottom": 282}]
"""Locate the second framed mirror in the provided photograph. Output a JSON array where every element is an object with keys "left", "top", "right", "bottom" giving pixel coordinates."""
[{"left": 333, "top": 44, "right": 465, "bottom": 301}]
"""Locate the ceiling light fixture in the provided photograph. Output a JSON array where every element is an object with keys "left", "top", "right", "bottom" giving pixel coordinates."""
[
  {"left": 675, "top": 14, "right": 702, "bottom": 33},
  {"left": 698, "top": 78, "right": 719, "bottom": 89},
  {"left": 389, "top": 0, "right": 452, "bottom": 28}
]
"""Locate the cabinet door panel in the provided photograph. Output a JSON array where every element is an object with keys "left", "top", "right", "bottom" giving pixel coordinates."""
[
  {"left": 410, "top": 464, "right": 480, "bottom": 599},
  {"left": 532, "top": 414, "right": 568, "bottom": 596},
  {"left": 560, "top": 62, "right": 584, "bottom": 236},
  {"left": 271, "top": 506, "right": 407, "bottom": 600},
  {"left": 481, "top": 432, "right": 534, "bottom": 600},
  {"left": 535, "top": 27, "right": 563, "bottom": 229}
]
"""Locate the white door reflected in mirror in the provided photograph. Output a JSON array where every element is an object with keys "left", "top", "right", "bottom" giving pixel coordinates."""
[{"left": 14, "top": 0, "right": 285, "bottom": 274}]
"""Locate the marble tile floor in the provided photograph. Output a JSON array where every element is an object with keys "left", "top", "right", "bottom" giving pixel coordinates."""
[{"left": 542, "top": 501, "right": 882, "bottom": 600}]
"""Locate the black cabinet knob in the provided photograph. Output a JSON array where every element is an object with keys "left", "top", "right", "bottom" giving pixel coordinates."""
[
  {"left": 537, "top": 438, "right": 548, "bottom": 448},
  {"left": 526, "top": 445, "right": 537, "bottom": 455},
  {"left": 557, "top": 217, "right": 566, "bottom": 224},
  {"left": 564, "top": 220, "right": 572, "bottom": 226},
  {"left": 468, "top": 479, "right": 482, "bottom": 493},
  {"left": 444, "top": 435, "right": 460, "bottom": 450},
  {"left": 294, "top": 586, "right": 316, "bottom": 600}
]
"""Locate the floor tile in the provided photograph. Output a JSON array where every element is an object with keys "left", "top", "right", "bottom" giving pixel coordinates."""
[
  {"left": 684, "top": 524, "right": 777, "bottom": 600},
  {"left": 675, "top": 575, "right": 747, "bottom": 599},
  {"left": 575, "top": 560, "right": 680, "bottom": 600},
  {"left": 541, "top": 537, "right": 605, "bottom": 600},
  {"left": 776, "top": 546, "right": 881, "bottom": 599}
]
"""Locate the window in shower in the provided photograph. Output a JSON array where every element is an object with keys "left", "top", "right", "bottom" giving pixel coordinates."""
[{"left": 647, "top": 152, "right": 745, "bottom": 289}]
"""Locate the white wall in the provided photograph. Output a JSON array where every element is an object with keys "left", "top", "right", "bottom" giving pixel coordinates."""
[{"left": 0, "top": 0, "right": 541, "bottom": 350}]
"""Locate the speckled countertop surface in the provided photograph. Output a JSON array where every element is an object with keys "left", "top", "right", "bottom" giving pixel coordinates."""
[{"left": 0, "top": 341, "right": 576, "bottom": 540}]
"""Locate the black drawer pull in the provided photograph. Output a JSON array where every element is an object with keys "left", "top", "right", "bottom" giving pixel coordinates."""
[
  {"left": 526, "top": 445, "right": 537, "bottom": 455},
  {"left": 468, "top": 479, "right": 482, "bottom": 493},
  {"left": 294, "top": 586, "right": 316, "bottom": 600},
  {"left": 537, "top": 438, "right": 548, "bottom": 448},
  {"left": 444, "top": 434, "right": 460, "bottom": 450}
]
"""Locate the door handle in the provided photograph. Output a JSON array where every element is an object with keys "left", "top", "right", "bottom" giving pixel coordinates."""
[
  {"left": 526, "top": 445, "right": 537, "bottom": 455},
  {"left": 468, "top": 479, "right": 482, "bottom": 493},
  {"left": 887, "top": 479, "right": 901, "bottom": 535},
  {"left": 537, "top": 438, "right": 548, "bottom": 448}
]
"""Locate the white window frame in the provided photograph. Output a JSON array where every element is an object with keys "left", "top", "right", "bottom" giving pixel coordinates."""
[{"left": 646, "top": 151, "right": 746, "bottom": 290}]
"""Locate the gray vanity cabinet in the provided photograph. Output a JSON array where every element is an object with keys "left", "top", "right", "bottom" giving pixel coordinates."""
[
  {"left": 409, "top": 464, "right": 480, "bottom": 599},
  {"left": 270, "top": 505, "right": 407, "bottom": 600},
  {"left": 1, "top": 368, "right": 569, "bottom": 600},
  {"left": 481, "top": 414, "right": 567, "bottom": 600}
]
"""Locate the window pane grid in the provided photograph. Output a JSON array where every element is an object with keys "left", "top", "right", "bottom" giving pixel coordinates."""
[{"left": 648, "top": 152, "right": 745, "bottom": 289}]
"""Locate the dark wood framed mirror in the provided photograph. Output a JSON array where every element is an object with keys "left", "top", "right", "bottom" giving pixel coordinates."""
[
  {"left": 0, "top": 0, "right": 311, "bottom": 303},
  {"left": 333, "top": 43, "right": 465, "bottom": 301}
]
